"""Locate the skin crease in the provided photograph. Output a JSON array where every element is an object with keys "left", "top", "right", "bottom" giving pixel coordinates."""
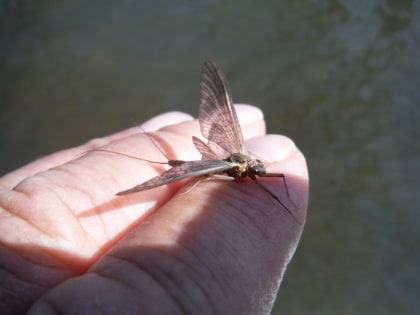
[{"left": 0, "top": 105, "right": 309, "bottom": 315}]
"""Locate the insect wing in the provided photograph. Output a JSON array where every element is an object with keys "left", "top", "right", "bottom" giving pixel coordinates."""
[
  {"left": 192, "top": 136, "right": 220, "bottom": 160},
  {"left": 117, "top": 159, "right": 236, "bottom": 195},
  {"left": 198, "top": 61, "right": 246, "bottom": 157}
]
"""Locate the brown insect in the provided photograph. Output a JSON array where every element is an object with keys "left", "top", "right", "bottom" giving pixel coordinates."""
[{"left": 117, "top": 61, "right": 299, "bottom": 223}]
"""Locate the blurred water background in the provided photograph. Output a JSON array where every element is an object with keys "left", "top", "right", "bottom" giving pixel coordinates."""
[{"left": 1, "top": 1, "right": 419, "bottom": 314}]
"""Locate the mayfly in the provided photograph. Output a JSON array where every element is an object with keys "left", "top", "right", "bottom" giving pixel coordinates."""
[{"left": 117, "top": 61, "right": 299, "bottom": 223}]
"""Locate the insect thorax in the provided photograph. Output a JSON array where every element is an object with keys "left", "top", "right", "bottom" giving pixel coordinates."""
[{"left": 223, "top": 153, "right": 265, "bottom": 179}]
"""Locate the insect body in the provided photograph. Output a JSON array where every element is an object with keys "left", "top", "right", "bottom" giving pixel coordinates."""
[{"left": 117, "top": 61, "right": 299, "bottom": 223}]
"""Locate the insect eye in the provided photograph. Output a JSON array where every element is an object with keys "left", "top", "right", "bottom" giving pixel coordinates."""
[
  {"left": 256, "top": 168, "right": 266, "bottom": 176},
  {"left": 249, "top": 163, "right": 266, "bottom": 176}
]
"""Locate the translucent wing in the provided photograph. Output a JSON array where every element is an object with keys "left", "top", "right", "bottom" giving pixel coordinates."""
[
  {"left": 198, "top": 61, "right": 245, "bottom": 158},
  {"left": 117, "top": 159, "right": 236, "bottom": 195},
  {"left": 192, "top": 136, "right": 220, "bottom": 160}
]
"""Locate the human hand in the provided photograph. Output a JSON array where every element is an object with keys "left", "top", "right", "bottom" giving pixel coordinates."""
[{"left": 0, "top": 105, "right": 308, "bottom": 315}]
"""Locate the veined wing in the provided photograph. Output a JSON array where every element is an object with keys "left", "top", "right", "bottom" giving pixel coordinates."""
[
  {"left": 198, "top": 61, "right": 245, "bottom": 158},
  {"left": 117, "top": 159, "right": 236, "bottom": 195},
  {"left": 192, "top": 136, "right": 219, "bottom": 160}
]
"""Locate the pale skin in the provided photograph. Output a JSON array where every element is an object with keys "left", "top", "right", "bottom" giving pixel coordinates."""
[{"left": 0, "top": 105, "right": 309, "bottom": 315}]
